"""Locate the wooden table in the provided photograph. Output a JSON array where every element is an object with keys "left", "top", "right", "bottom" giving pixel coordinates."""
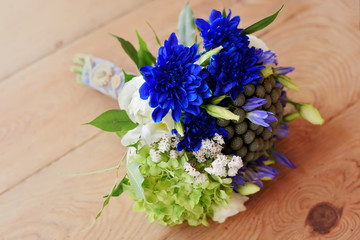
[{"left": 0, "top": 0, "right": 359, "bottom": 239}]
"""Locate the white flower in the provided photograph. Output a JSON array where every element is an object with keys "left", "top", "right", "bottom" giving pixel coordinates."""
[
  {"left": 194, "top": 173, "right": 207, "bottom": 185},
  {"left": 169, "top": 150, "right": 178, "bottom": 159},
  {"left": 118, "top": 76, "right": 174, "bottom": 146},
  {"left": 150, "top": 149, "right": 162, "bottom": 163},
  {"left": 248, "top": 35, "right": 269, "bottom": 51},
  {"left": 212, "top": 194, "right": 249, "bottom": 223}
]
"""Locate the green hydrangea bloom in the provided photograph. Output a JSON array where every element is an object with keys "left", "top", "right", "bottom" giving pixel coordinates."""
[{"left": 122, "top": 145, "right": 234, "bottom": 226}]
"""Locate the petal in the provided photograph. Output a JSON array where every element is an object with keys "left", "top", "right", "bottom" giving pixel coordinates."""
[{"left": 195, "top": 18, "right": 210, "bottom": 31}]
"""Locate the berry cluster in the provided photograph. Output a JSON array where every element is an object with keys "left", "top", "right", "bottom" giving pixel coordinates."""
[{"left": 218, "top": 76, "right": 284, "bottom": 162}]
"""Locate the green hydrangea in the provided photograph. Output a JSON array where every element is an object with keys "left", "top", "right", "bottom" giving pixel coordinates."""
[{"left": 122, "top": 145, "right": 234, "bottom": 226}]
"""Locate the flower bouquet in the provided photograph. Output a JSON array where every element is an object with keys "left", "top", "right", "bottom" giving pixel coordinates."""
[{"left": 71, "top": 4, "right": 323, "bottom": 226}]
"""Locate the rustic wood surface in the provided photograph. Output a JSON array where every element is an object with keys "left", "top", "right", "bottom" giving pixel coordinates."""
[{"left": 0, "top": 0, "right": 359, "bottom": 239}]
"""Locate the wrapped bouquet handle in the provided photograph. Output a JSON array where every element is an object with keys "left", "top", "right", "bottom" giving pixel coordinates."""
[{"left": 72, "top": 54, "right": 126, "bottom": 99}]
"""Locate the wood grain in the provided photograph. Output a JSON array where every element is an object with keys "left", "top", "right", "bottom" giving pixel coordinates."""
[
  {"left": 0, "top": 0, "right": 149, "bottom": 81},
  {"left": 0, "top": 0, "right": 359, "bottom": 239}
]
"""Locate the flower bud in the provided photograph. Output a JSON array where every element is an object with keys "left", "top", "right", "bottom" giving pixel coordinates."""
[
  {"left": 297, "top": 103, "right": 324, "bottom": 125},
  {"left": 203, "top": 105, "right": 240, "bottom": 121},
  {"left": 237, "top": 182, "right": 260, "bottom": 196}
]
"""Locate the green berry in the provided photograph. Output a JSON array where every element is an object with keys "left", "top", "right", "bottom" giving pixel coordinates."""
[
  {"left": 236, "top": 146, "right": 248, "bottom": 157},
  {"left": 224, "top": 126, "right": 234, "bottom": 139},
  {"left": 244, "top": 84, "right": 255, "bottom": 96},
  {"left": 230, "top": 137, "right": 243, "bottom": 151},
  {"left": 249, "top": 122, "right": 259, "bottom": 131},
  {"left": 255, "top": 85, "right": 266, "bottom": 98},
  {"left": 243, "top": 130, "right": 255, "bottom": 144},
  {"left": 232, "top": 108, "right": 245, "bottom": 124},
  {"left": 232, "top": 93, "right": 246, "bottom": 107},
  {"left": 234, "top": 122, "right": 248, "bottom": 135},
  {"left": 216, "top": 118, "right": 230, "bottom": 127},
  {"left": 263, "top": 94, "right": 272, "bottom": 109}
]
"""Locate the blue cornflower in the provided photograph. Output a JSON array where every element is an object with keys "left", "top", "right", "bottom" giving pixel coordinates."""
[
  {"left": 139, "top": 33, "right": 211, "bottom": 123},
  {"left": 242, "top": 96, "right": 267, "bottom": 111},
  {"left": 207, "top": 47, "right": 265, "bottom": 100},
  {"left": 246, "top": 110, "right": 277, "bottom": 131},
  {"left": 177, "top": 109, "right": 228, "bottom": 152},
  {"left": 195, "top": 9, "right": 249, "bottom": 51},
  {"left": 270, "top": 150, "right": 295, "bottom": 169}
]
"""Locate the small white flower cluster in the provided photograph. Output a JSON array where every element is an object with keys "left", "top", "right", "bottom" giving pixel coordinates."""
[
  {"left": 204, "top": 155, "right": 243, "bottom": 177},
  {"left": 193, "top": 133, "right": 224, "bottom": 163},
  {"left": 149, "top": 135, "right": 181, "bottom": 162},
  {"left": 183, "top": 162, "right": 207, "bottom": 185}
]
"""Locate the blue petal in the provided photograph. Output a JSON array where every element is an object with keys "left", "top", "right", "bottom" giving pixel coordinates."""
[
  {"left": 195, "top": 18, "right": 210, "bottom": 31},
  {"left": 271, "top": 150, "right": 296, "bottom": 169}
]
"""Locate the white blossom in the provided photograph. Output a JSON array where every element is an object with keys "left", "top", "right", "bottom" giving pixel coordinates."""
[
  {"left": 169, "top": 150, "right": 178, "bottom": 159},
  {"left": 183, "top": 162, "right": 200, "bottom": 177},
  {"left": 194, "top": 173, "right": 207, "bottom": 185},
  {"left": 212, "top": 194, "right": 249, "bottom": 223},
  {"left": 149, "top": 149, "right": 161, "bottom": 163}
]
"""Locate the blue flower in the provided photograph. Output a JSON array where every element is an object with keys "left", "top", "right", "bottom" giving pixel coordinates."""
[
  {"left": 195, "top": 9, "right": 249, "bottom": 51},
  {"left": 231, "top": 156, "right": 278, "bottom": 190},
  {"left": 242, "top": 96, "right": 267, "bottom": 111},
  {"left": 244, "top": 157, "right": 279, "bottom": 187},
  {"left": 177, "top": 109, "right": 228, "bottom": 152},
  {"left": 139, "top": 33, "right": 211, "bottom": 123},
  {"left": 275, "top": 124, "right": 290, "bottom": 138},
  {"left": 270, "top": 150, "right": 295, "bottom": 169},
  {"left": 254, "top": 49, "right": 278, "bottom": 65},
  {"left": 207, "top": 47, "right": 265, "bottom": 100},
  {"left": 274, "top": 66, "right": 295, "bottom": 75},
  {"left": 230, "top": 167, "right": 245, "bottom": 192},
  {"left": 246, "top": 110, "right": 277, "bottom": 131}
]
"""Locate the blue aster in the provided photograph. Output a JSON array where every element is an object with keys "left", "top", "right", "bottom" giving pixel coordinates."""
[
  {"left": 195, "top": 9, "right": 249, "bottom": 51},
  {"left": 139, "top": 33, "right": 212, "bottom": 123},
  {"left": 177, "top": 109, "right": 228, "bottom": 152},
  {"left": 207, "top": 47, "right": 265, "bottom": 100}
]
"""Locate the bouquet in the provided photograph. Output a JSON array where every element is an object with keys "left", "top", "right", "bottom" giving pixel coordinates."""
[{"left": 71, "top": 4, "right": 323, "bottom": 226}]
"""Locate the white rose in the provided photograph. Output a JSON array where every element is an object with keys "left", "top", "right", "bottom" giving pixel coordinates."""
[
  {"left": 212, "top": 194, "right": 249, "bottom": 223},
  {"left": 118, "top": 76, "right": 174, "bottom": 146},
  {"left": 248, "top": 35, "right": 269, "bottom": 51},
  {"left": 118, "top": 76, "right": 152, "bottom": 124}
]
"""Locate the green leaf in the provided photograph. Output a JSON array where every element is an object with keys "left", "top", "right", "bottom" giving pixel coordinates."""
[
  {"left": 146, "top": 21, "right": 161, "bottom": 46},
  {"left": 211, "top": 95, "right": 228, "bottom": 104},
  {"left": 242, "top": 5, "right": 284, "bottom": 35},
  {"left": 110, "top": 33, "right": 139, "bottom": 68},
  {"left": 222, "top": 8, "right": 227, "bottom": 17},
  {"left": 122, "top": 69, "right": 136, "bottom": 83},
  {"left": 127, "top": 161, "right": 145, "bottom": 200},
  {"left": 174, "top": 121, "right": 184, "bottom": 136},
  {"left": 177, "top": 3, "right": 195, "bottom": 46},
  {"left": 85, "top": 109, "right": 138, "bottom": 132},
  {"left": 197, "top": 46, "right": 223, "bottom": 66},
  {"left": 276, "top": 74, "right": 300, "bottom": 91},
  {"left": 136, "top": 31, "right": 156, "bottom": 67}
]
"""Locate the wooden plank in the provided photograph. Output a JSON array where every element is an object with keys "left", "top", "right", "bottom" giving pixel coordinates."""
[
  {"left": 0, "top": 0, "right": 288, "bottom": 195},
  {"left": 0, "top": 100, "right": 359, "bottom": 239},
  {"left": 0, "top": 0, "right": 149, "bottom": 81}
]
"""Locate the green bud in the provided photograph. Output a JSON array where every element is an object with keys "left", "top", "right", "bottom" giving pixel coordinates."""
[
  {"left": 283, "top": 111, "right": 301, "bottom": 122},
  {"left": 237, "top": 182, "right": 260, "bottom": 196},
  {"left": 203, "top": 105, "right": 239, "bottom": 121},
  {"left": 174, "top": 121, "right": 184, "bottom": 136},
  {"left": 297, "top": 103, "right": 324, "bottom": 125},
  {"left": 261, "top": 66, "right": 273, "bottom": 78},
  {"left": 276, "top": 74, "right": 299, "bottom": 91},
  {"left": 211, "top": 95, "right": 228, "bottom": 104},
  {"left": 197, "top": 46, "right": 223, "bottom": 66},
  {"left": 263, "top": 159, "right": 275, "bottom": 166}
]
